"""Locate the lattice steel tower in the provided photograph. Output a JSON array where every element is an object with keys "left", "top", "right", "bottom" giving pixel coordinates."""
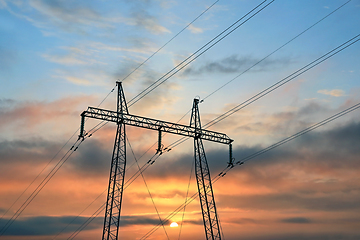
[
  {"left": 79, "top": 82, "right": 233, "bottom": 239},
  {"left": 191, "top": 98, "right": 222, "bottom": 239}
]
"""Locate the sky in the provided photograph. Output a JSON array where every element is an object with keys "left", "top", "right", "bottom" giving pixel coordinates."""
[{"left": 0, "top": 0, "right": 360, "bottom": 239}]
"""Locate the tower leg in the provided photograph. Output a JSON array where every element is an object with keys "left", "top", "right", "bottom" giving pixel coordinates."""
[
  {"left": 102, "top": 123, "right": 126, "bottom": 240},
  {"left": 191, "top": 98, "right": 221, "bottom": 240},
  {"left": 102, "top": 81, "right": 129, "bottom": 240},
  {"left": 194, "top": 137, "right": 221, "bottom": 240}
]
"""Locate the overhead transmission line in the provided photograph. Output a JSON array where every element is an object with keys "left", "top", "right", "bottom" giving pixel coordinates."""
[
  {"left": 72, "top": 0, "right": 355, "bottom": 221},
  {"left": 141, "top": 30, "right": 360, "bottom": 238},
  {"left": 66, "top": 156, "right": 165, "bottom": 240},
  {"left": 204, "top": 35, "right": 360, "bottom": 129},
  {"left": 127, "top": 138, "right": 170, "bottom": 240},
  {"left": 121, "top": 0, "right": 220, "bottom": 82},
  {"left": 1, "top": 1, "right": 218, "bottom": 233},
  {"left": 0, "top": 138, "right": 85, "bottom": 236},
  {"left": 0, "top": 81, "right": 116, "bottom": 226},
  {"left": 81, "top": 0, "right": 274, "bottom": 142},
  {"left": 58, "top": 0, "right": 356, "bottom": 238},
  {"left": 178, "top": 157, "right": 194, "bottom": 240},
  {"left": 57, "top": 113, "right": 189, "bottom": 239},
  {"left": 0, "top": 81, "right": 118, "bottom": 235},
  {"left": 127, "top": 0, "right": 275, "bottom": 107},
  {"left": 74, "top": 0, "right": 274, "bottom": 136},
  {"left": 60, "top": 3, "right": 278, "bottom": 230},
  {"left": 202, "top": 0, "right": 353, "bottom": 101},
  {"left": 1, "top": 0, "right": 219, "bottom": 231},
  {"left": 139, "top": 102, "right": 360, "bottom": 239},
  {"left": 237, "top": 102, "right": 360, "bottom": 164},
  {"left": 0, "top": 131, "right": 77, "bottom": 221},
  {"left": 167, "top": 32, "right": 360, "bottom": 149},
  {"left": 66, "top": 98, "right": 360, "bottom": 239},
  {"left": 69, "top": 34, "right": 360, "bottom": 237},
  {"left": 4, "top": 2, "right": 354, "bottom": 235},
  {"left": 66, "top": 15, "right": 360, "bottom": 240}
]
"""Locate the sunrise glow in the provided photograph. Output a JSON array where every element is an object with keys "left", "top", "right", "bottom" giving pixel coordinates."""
[
  {"left": 170, "top": 222, "right": 179, "bottom": 228},
  {"left": 1, "top": 1, "right": 359, "bottom": 240}
]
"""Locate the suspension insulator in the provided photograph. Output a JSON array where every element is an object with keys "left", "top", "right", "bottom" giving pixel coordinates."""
[
  {"left": 79, "top": 112, "right": 85, "bottom": 138},
  {"left": 228, "top": 143, "right": 234, "bottom": 167},
  {"left": 157, "top": 129, "right": 162, "bottom": 154}
]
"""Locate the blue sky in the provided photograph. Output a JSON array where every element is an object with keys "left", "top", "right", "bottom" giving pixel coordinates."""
[{"left": 1, "top": 0, "right": 360, "bottom": 239}]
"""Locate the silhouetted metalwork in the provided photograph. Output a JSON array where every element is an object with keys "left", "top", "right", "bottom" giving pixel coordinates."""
[
  {"left": 101, "top": 82, "right": 128, "bottom": 240},
  {"left": 191, "top": 98, "right": 222, "bottom": 240},
  {"left": 81, "top": 107, "right": 232, "bottom": 145},
  {"left": 79, "top": 82, "right": 232, "bottom": 240}
]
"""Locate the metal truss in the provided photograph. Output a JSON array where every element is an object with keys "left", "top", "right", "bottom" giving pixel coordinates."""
[
  {"left": 191, "top": 98, "right": 222, "bottom": 240},
  {"left": 79, "top": 82, "right": 232, "bottom": 240},
  {"left": 101, "top": 82, "right": 128, "bottom": 240},
  {"left": 81, "top": 107, "right": 232, "bottom": 145}
]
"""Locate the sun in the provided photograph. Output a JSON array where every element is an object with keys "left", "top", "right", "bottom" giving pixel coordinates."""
[{"left": 170, "top": 222, "right": 178, "bottom": 228}]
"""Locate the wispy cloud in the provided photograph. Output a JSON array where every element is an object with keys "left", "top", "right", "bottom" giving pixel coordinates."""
[
  {"left": 42, "top": 53, "right": 88, "bottom": 65},
  {"left": 64, "top": 76, "right": 92, "bottom": 85},
  {"left": 129, "top": 10, "right": 171, "bottom": 34},
  {"left": 280, "top": 217, "right": 312, "bottom": 224},
  {"left": 0, "top": 96, "right": 96, "bottom": 135},
  {"left": 188, "top": 24, "right": 204, "bottom": 34},
  {"left": 125, "top": 0, "right": 171, "bottom": 35},
  {"left": 3, "top": 0, "right": 123, "bottom": 35},
  {"left": 28, "top": 0, "right": 114, "bottom": 33},
  {"left": 182, "top": 55, "right": 293, "bottom": 76},
  {"left": 42, "top": 45, "right": 108, "bottom": 66},
  {"left": 318, "top": 89, "right": 345, "bottom": 97},
  {"left": 89, "top": 42, "right": 155, "bottom": 55}
]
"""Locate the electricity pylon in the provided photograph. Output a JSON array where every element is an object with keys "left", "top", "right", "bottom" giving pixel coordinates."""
[
  {"left": 79, "top": 82, "right": 233, "bottom": 240},
  {"left": 191, "top": 98, "right": 222, "bottom": 239}
]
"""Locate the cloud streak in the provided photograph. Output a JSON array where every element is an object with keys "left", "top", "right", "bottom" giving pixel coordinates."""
[
  {"left": 182, "top": 55, "right": 293, "bottom": 76},
  {"left": 318, "top": 89, "right": 346, "bottom": 97}
]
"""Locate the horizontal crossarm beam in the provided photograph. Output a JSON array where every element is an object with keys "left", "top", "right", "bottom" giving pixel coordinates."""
[{"left": 81, "top": 107, "right": 233, "bottom": 145}]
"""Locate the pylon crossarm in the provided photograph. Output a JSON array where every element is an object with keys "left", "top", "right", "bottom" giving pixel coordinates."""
[{"left": 81, "top": 106, "right": 233, "bottom": 144}]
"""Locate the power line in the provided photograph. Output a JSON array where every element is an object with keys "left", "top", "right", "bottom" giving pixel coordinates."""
[
  {"left": 204, "top": 33, "right": 360, "bottom": 129},
  {"left": 0, "top": 130, "right": 77, "bottom": 221},
  {"left": 178, "top": 157, "right": 194, "bottom": 240},
  {"left": 139, "top": 102, "right": 360, "bottom": 239},
  {"left": 166, "top": 32, "right": 360, "bottom": 150},
  {"left": 127, "top": 0, "right": 275, "bottom": 107},
  {"left": 121, "top": 0, "right": 220, "bottom": 83},
  {"left": 58, "top": 1, "right": 357, "bottom": 238},
  {"left": 67, "top": 22, "right": 360, "bottom": 240},
  {"left": 0, "top": 82, "right": 118, "bottom": 235},
  {"left": 72, "top": 30, "right": 360, "bottom": 239},
  {"left": 238, "top": 102, "right": 360, "bottom": 164},
  {"left": 0, "top": 139, "right": 84, "bottom": 236},
  {"left": 59, "top": 8, "right": 226, "bottom": 235},
  {"left": 63, "top": 154, "right": 162, "bottom": 239},
  {"left": 202, "top": 0, "right": 353, "bottom": 101},
  {"left": 69, "top": 102, "right": 360, "bottom": 239},
  {"left": 67, "top": 202, "right": 105, "bottom": 240},
  {"left": 0, "top": 83, "right": 117, "bottom": 233},
  {"left": 70, "top": 1, "right": 274, "bottom": 141},
  {"left": 97, "top": 84, "right": 116, "bottom": 107},
  {"left": 1, "top": 0, "right": 270, "bottom": 237},
  {"left": 127, "top": 138, "right": 170, "bottom": 240},
  {"left": 78, "top": 0, "right": 274, "bottom": 145},
  {"left": 52, "top": 188, "right": 106, "bottom": 240}
]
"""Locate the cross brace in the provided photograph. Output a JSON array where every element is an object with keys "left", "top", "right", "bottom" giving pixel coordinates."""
[{"left": 80, "top": 107, "right": 233, "bottom": 145}]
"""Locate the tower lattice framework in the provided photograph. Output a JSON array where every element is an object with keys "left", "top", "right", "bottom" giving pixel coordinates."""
[{"left": 79, "top": 82, "right": 233, "bottom": 240}]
